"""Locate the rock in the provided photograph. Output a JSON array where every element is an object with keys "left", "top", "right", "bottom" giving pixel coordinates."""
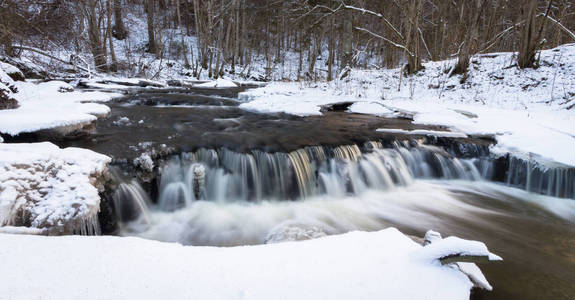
[
  {"left": 0, "top": 90, "right": 19, "bottom": 110},
  {"left": 138, "top": 79, "right": 166, "bottom": 88},
  {"left": 0, "top": 142, "right": 111, "bottom": 235},
  {"left": 133, "top": 153, "right": 154, "bottom": 173},
  {"left": 0, "top": 56, "right": 48, "bottom": 79},
  {"left": 0, "top": 62, "right": 25, "bottom": 81},
  {"left": 265, "top": 224, "right": 327, "bottom": 244}
]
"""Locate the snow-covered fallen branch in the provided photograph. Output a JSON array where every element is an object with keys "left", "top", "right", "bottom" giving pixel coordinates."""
[{"left": 12, "top": 45, "right": 91, "bottom": 75}]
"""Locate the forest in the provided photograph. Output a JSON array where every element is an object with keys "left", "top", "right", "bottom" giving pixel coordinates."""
[{"left": 1, "top": 0, "right": 574, "bottom": 80}]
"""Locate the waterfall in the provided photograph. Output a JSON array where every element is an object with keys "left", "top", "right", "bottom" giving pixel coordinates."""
[
  {"left": 507, "top": 156, "right": 575, "bottom": 199},
  {"left": 152, "top": 142, "right": 481, "bottom": 205},
  {"left": 112, "top": 180, "right": 152, "bottom": 231},
  {"left": 109, "top": 141, "right": 485, "bottom": 234}
]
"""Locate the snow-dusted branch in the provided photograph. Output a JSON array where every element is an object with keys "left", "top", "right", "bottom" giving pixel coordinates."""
[
  {"left": 354, "top": 27, "right": 413, "bottom": 57},
  {"left": 342, "top": 4, "right": 405, "bottom": 41},
  {"left": 542, "top": 14, "right": 575, "bottom": 41},
  {"left": 12, "top": 45, "right": 91, "bottom": 74},
  {"left": 479, "top": 22, "right": 525, "bottom": 53},
  {"left": 418, "top": 27, "right": 432, "bottom": 59},
  {"left": 480, "top": 13, "right": 575, "bottom": 54}
]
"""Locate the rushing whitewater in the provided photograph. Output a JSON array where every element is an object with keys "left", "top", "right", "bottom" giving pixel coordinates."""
[
  {"left": 113, "top": 141, "right": 487, "bottom": 245},
  {"left": 156, "top": 142, "right": 480, "bottom": 203}
]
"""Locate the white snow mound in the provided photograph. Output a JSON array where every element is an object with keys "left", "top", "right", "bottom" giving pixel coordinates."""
[
  {"left": 196, "top": 78, "right": 238, "bottom": 88},
  {"left": 0, "top": 228, "right": 499, "bottom": 300},
  {"left": 0, "top": 80, "right": 121, "bottom": 136}
]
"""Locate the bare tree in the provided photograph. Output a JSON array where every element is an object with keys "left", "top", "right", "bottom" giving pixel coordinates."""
[
  {"left": 146, "top": 0, "right": 159, "bottom": 56},
  {"left": 112, "top": 0, "right": 128, "bottom": 40},
  {"left": 453, "top": 0, "right": 487, "bottom": 76},
  {"left": 79, "top": 0, "right": 108, "bottom": 72}
]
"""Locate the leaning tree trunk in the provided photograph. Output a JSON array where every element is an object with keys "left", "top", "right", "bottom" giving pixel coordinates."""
[{"left": 518, "top": 0, "right": 538, "bottom": 68}]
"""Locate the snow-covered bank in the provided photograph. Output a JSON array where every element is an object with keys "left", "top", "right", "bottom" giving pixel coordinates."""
[
  {"left": 0, "top": 228, "right": 500, "bottom": 300},
  {"left": 238, "top": 44, "right": 575, "bottom": 166},
  {"left": 0, "top": 80, "right": 121, "bottom": 136},
  {"left": 0, "top": 142, "right": 110, "bottom": 234}
]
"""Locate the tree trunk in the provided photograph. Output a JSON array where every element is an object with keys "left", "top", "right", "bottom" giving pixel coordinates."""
[
  {"left": 147, "top": 0, "right": 159, "bottom": 56},
  {"left": 454, "top": 0, "right": 486, "bottom": 76},
  {"left": 405, "top": 0, "right": 423, "bottom": 75},
  {"left": 112, "top": 0, "right": 127, "bottom": 40},
  {"left": 341, "top": 9, "right": 353, "bottom": 70},
  {"left": 107, "top": 0, "right": 118, "bottom": 72},
  {"left": 84, "top": 0, "right": 108, "bottom": 72},
  {"left": 175, "top": 0, "right": 190, "bottom": 68},
  {"left": 518, "top": 0, "right": 538, "bottom": 68}
]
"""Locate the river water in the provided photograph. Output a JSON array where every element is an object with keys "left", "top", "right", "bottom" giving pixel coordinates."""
[{"left": 59, "top": 89, "right": 575, "bottom": 299}]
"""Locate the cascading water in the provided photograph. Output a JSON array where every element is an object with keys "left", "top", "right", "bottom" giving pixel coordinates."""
[
  {"left": 112, "top": 141, "right": 485, "bottom": 245},
  {"left": 474, "top": 155, "right": 575, "bottom": 200},
  {"left": 154, "top": 142, "right": 481, "bottom": 204}
]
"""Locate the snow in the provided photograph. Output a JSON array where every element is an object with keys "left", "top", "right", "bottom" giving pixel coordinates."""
[
  {"left": 0, "top": 61, "right": 24, "bottom": 79},
  {"left": 0, "top": 142, "right": 110, "bottom": 234},
  {"left": 376, "top": 128, "right": 469, "bottom": 138},
  {"left": 348, "top": 101, "right": 396, "bottom": 116},
  {"left": 239, "top": 82, "right": 349, "bottom": 116},
  {"left": 196, "top": 78, "right": 238, "bottom": 88},
  {"left": 238, "top": 44, "right": 575, "bottom": 166},
  {"left": 419, "top": 230, "right": 501, "bottom": 291},
  {"left": 0, "top": 228, "right": 500, "bottom": 300},
  {"left": 133, "top": 153, "right": 154, "bottom": 172},
  {"left": 0, "top": 64, "right": 17, "bottom": 85},
  {"left": 0, "top": 80, "right": 121, "bottom": 136}
]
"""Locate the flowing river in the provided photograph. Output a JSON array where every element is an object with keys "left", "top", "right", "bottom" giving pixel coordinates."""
[{"left": 31, "top": 88, "right": 575, "bottom": 299}]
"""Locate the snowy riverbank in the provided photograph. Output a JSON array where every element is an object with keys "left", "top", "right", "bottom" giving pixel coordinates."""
[
  {"left": 0, "top": 228, "right": 500, "bottom": 300},
  {"left": 0, "top": 80, "right": 121, "bottom": 136},
  {"left": 239, "top": 44, "right": 575, "bottom": 167}
]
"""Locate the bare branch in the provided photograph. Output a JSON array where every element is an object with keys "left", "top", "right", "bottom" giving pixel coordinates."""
[{"left": 354, "top": 27, "right": 412, "bottom": 57}]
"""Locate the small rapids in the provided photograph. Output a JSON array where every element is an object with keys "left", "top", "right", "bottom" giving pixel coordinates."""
[{"left": 113, "top": 141, "right": 484, "bottom": 245}]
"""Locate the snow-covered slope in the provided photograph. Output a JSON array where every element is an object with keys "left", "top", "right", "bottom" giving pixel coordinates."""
[
  {"left": 0, "top": 228, "right": 500, "bottom": 300},
  {"left": 238, "top": 44, "right": 575, "bottom": 166},
  {"left": 0, "top": 142, "right": 110, "bottom": 234}
]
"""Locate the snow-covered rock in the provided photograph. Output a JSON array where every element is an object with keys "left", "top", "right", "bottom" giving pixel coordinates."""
[
  {"left": 265, "top": 224, "right": 327, "bottom": 243},
  {"left": 196, "top": 78, "right": 238, "bottom": 88},
  {"left": 133, "top": 153, "right": 154, "bottom": 173},
  {"left": 0, "top": 228, "right": 500, "bottom": 299},
  {"left": 0, "top": 67, "right": 19, "bottom": 110},
  {"left": 0, "top": 142, "right": 111, "bottom": 235},
  {"left": 0, "top": 61, "right": 25, "bottom": 81},
  {"left": 419, "top": 230, "right": 501, "bottom": 291}
]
